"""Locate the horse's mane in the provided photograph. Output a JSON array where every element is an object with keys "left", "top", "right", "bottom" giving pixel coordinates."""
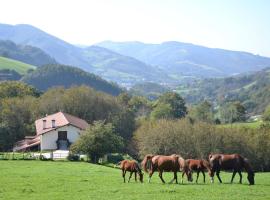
[{"left": 141, "top": 154, "right": 153, "bottom": 173}]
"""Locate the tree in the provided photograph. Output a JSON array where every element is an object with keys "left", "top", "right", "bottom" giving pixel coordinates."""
[
  {"left": 158, "top": 92, "right": 187, "bottom": 119},
  {"left": 189, "top": 100, "right": 214, "bottom": 123},
  {"left": 263, "top": 105, "right": 270, "bottom": 122},
  {"left": 150, "top": 103, "right": 173, "bottom": 120},
  {"left": 70, "top": 121, "right": 124, "bottom": 163},
  {"left": 220, "top": 101, "right": 246, "bottom": 123}
]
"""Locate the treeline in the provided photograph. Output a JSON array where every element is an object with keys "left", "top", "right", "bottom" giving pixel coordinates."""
[
  {"left": 1, "top": 81, "right": 270, "bottom": 171},
  {"left": 134, "top": 119, "right": 270, "bottom": 171}
]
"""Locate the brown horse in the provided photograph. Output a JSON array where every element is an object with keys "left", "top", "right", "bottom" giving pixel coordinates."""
[
  {"left": 119, "top": 160, "right": 143, "bottom": 183},
  {"left": 208, "top": 154, "right": 255, "bottom": 185},
  {"left": 141, "top": 154, "right": 192, "bottom": 184},
  {"left": 183, "top": 159, "right": 211, "bottom": 183}
]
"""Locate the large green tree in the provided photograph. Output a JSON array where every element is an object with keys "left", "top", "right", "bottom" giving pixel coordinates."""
[
  {"left": 155, "top": 92, "right": 187, "bottom": 119},
  {"left": 70, "top": 121, "right": 124, "bottom": 163}
]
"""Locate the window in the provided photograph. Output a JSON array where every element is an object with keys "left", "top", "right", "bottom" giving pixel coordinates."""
[{"left": 52, "top": 120, "right": 56, "bottom": 128}]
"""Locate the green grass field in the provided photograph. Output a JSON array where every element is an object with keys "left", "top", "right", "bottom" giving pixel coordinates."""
[
  {"left": 0, "top": 161, "right": 269, "bottom": 200},
  {"left": 0, "top": 56, "right": 36, "bottom": 74}
]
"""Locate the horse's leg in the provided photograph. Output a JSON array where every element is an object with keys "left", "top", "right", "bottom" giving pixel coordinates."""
[
  {"left": 175, "top": 171, "right": 178, "bottom": 184},
  {"left": 122, "top": 170, "right": 126, "bottom": 183},
  {"left": 135, "top": 172, "right": 137, "bottom": 182},
  {"left": 230, "top": 170, "right": 237, "bottom": 183},
  {"left": 158, "top": 170, "right": 166, "bottom": 184},
  {"left": 216, "top": 170, "right": 222, "bottom": 183},
  {"left": 202, "top": 171, "right": 206, "bottom": 183},
  {"left": 238, "top": 171, "right": 242, "bottom": 184},
  {"left": 128, "top": 172, "right": 133, "bottom": 183},
  {"left": 181, "top": 171, "right": 185, "bottom": 184},
  {"left": 195, "top": 171, "right": 200, "bottom": 183},
  {"left": 148, "top": 170, "right": 154, "bottom": 183}
]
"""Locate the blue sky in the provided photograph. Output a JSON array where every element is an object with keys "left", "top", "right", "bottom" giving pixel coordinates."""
[{"left": 0, "top": 0, "right": 270, "bottom": 56}]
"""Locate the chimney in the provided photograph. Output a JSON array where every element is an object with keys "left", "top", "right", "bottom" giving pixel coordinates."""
[
  {"left": 43, "top": 120, "right": 46, "bottom": 130},
  {"left": 52, "top": 120, "right": 56, "bottom": 128}
]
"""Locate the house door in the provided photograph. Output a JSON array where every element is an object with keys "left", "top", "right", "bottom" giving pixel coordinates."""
[{"left": 57, "top": 131, "right": 68, "bottom": 150}]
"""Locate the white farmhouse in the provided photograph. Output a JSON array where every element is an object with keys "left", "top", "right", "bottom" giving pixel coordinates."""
[{"left": 13, "top": 112, "right": 88, "bottom": 151}]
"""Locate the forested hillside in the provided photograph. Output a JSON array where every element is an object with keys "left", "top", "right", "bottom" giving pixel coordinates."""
[
  {"left": 178, "top": 68, "right": 270, "bottom": 114},
  {"left": 21, "top": 64, "right": 123, "bottom": 95},
  {"left": 0, "top": 40, "right": 57, "bottom": 66}
]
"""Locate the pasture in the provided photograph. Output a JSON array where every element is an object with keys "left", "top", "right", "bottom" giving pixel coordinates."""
[
  {"left": 0, "top": 56, "right": 36, "bottom": 74},
  {"left": 0, "top": 161, "right": 269, "bottom": 200}
]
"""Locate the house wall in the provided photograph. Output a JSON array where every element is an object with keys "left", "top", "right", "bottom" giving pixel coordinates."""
[{"left": 40, "top": 125, "right": 81, "bottom": 150}]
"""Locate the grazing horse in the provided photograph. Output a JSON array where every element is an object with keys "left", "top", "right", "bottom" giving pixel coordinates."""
[
  {"left": 141, "top": 154, "right": 192, "bottom": 184},
  {"left": 208, "top": 154, "right": 255, "bottom": 185},
  {"left": 119, "top": 160, "right": 143, "bottom": 183},
  {"left": 183, "top": 159, "right": 211, "bottom": 183}
]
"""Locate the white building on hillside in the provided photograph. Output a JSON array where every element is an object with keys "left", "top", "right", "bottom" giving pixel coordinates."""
[{"left": 13, "top": 112, "right": 88, "bottom": 151}]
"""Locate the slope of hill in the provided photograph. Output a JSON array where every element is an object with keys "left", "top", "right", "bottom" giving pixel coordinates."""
[
  {"left": 0, "top": 23, "right": 91, "bottom": 71},
  {"left": 82, "top": 46, "right": 170, "bottom": 86},
  {"left": 21, "top": 64, "right": 123, "bottom": 95},
  {"left": 0, "top": 56, "right": 36, "bottom": 74},
  {"left": 97, "top": 41, "right": 270, "bottom": 78},
  {"left": 0, "top": 40, "right": 57, "bottom": 66},
  {"left": 177, "top": 68, "right": 270, "bottom": 114},
  {"left": 129, "top": 82, "right": 170, "bottom": 100}
]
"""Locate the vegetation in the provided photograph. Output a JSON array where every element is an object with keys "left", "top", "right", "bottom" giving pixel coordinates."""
[
  {"left": 0, "top": 56, "right": 36, "bottom": 74},
  {"left": 1, "top": 161, "right": 270, "bottom": 200},
  {"left": 71, "top": 121, "right": 124, "bottom": 163},
  {"left": 129, "top": 82, "right": 170, "bottom": 100},
  {"left": 179, "top": 68, "right": 270, "bottom": 115},
  {"left": 21, "top": 64, "right": 123, "bottom": 95},
  {"left": 134, "top": 119, "right": 270, "bottom": 171},
  {"left": 0, "top": 40, "right": 57, "bottom": 67}
]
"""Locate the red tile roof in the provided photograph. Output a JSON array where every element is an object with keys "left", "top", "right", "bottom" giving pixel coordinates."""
[{"left": 35, "top": 112, "right": 89, "bottom": 135}]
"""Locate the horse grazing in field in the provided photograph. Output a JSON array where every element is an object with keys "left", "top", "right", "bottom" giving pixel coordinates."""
[
  {"left": 119, "top": 160, "right": 143, "bottom": 183},
  {"left": 141, "top": 154, "right": 192, "bottom": 184},
  {"left": 183, "top": 159, "right": 211, "bottom": 183},
  {"left": 208, "top": 154, "right": 255, "bottom": 185}
]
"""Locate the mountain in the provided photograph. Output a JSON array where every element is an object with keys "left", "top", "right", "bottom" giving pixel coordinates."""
[
  {"left": 0, "top": 24, "right": 168, "bottom": 86},
  {"left": 21, "top": 64, "right": 123, "bottom": 96},
  {"left": 177, "top": 68, "right": 270, "bottom": 115},
  {"left": 0, "top": 23, "right": 91, "bottom": 71},
  {"left": 0, "top": 56, "right": 36, "bottom": 74},
  {"left": 82, "top": 46, "right": 170, "bottom": 87},
  {"left": 97, "top": 41, "right": 270, "bottom": 78},
  {"left": 0, "top": 40, "right": 57, "bottom": 66}
]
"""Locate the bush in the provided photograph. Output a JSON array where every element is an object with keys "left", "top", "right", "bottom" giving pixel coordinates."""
[{"left": 67, "top": 153, "right": 80, "bottom": 161}]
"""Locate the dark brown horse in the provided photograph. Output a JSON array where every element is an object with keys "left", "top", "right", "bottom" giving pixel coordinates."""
[
  {"left": 141, "top": 154, "right": 192, "bottom": 184},
  {"left": 183, "top": 159, "right": 211, "bottom": 183},
  {"left": 119, "top": 160, "right": 143, "bottom": 183},
  {"left": 208, "top": 154, "right": 255, "bottom": 185}
]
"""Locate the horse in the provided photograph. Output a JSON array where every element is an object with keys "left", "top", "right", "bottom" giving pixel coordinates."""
[
  {"left": 141, "top": 154, "right": 192, "bottom": 184},
  {"left": 208, "top": 153, "right": 255, "bottom": 185},
  {"left": 119, "top": 160, "right": 143, "bottom": 183},
  {"left": 183, "top": 159, "right": 211, "bottom": 183}
]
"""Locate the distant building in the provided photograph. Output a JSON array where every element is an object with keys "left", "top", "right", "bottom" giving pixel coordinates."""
[{"left": 13, "top": 112, "right": 88, "bottom": 151}]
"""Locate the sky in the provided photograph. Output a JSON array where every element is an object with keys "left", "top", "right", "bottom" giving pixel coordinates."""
[{"left": 0, "top": 0, "right": 270, "bottom": 56}]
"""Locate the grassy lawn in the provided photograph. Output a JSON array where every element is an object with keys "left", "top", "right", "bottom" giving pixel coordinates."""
[
  {"left": 0, "top": 56, "right": 36, "bottom": 74},
  {"left": 0, "top": 161, "right": 269, "bottom": 200}
]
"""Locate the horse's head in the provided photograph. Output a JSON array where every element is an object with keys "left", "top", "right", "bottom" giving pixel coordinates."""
[
  {"left": 185, "top": 168, "right": 193, "bottom": 182},
  {"left": 247, "top": 171, "right": 255, "bottom": 185}
]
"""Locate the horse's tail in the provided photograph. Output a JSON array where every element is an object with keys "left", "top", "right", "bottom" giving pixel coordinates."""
[
  {"left": 202, "top": 159, "right": 211, "bottom": 171},
  {"left": 141, "top": 154, "right": 153, "bottom": 173}
]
